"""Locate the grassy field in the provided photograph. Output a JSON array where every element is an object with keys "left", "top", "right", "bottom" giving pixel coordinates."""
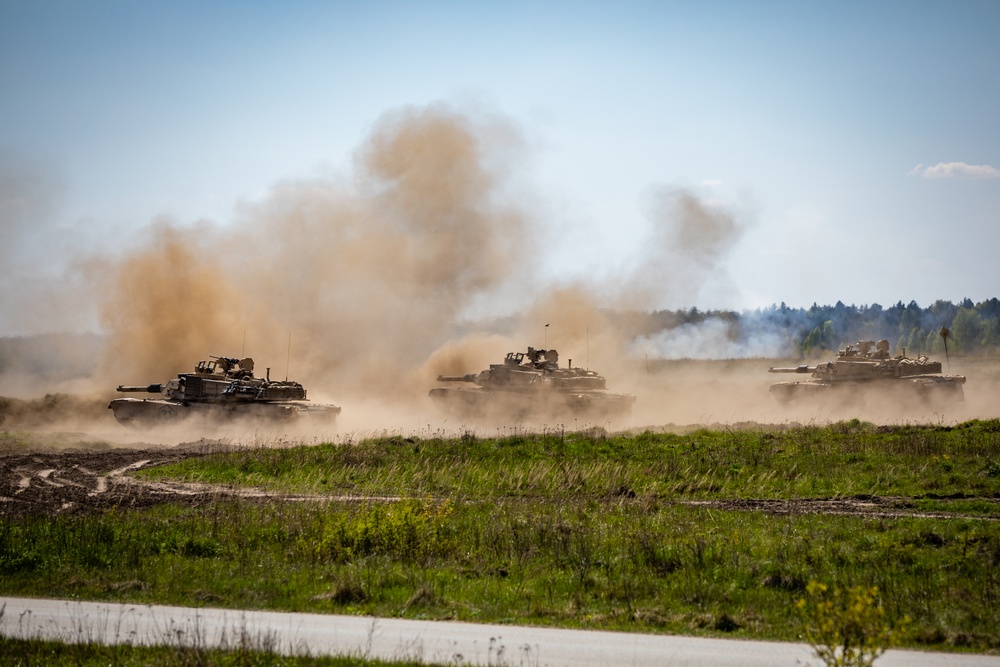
[
  {"left": 2, "top": 420, "right": 999, "bottom": 657},
  {"left": 0, "top": 634, "right": 432, "bottom": 667},
  {"left": 145, "top": 419, "right": 1000, "bottom": 501}
]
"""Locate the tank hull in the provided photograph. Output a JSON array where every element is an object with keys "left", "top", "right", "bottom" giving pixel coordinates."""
[
  {"left": 428, "top": 386, "right": 636, "bottom": 422},
  {"left": 769, "top": 374, "right": 966, "bottom": 405},
  {"left": 108, "top": 397, "right": 340, "bottom": 429}
]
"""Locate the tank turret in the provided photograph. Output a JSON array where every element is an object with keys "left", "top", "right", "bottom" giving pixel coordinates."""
[
  {"left": 109, "top": 355, "right": 340, "bottom": 429},
  {"left": 429, "top": 346, "right": 635, "bottom": 422},
  {"left": 768, "top": 339, "right": 965, "bottom": 404}
]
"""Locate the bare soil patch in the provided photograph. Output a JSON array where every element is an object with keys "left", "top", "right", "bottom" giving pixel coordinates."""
[
  {"left": 0, "top": 442, "right": 404, "bottom": 519},
  {"left": 0, "top": 444, "right": 214, "bottom": 519}
]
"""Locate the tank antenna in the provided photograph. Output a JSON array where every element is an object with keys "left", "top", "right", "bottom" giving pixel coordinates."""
[
  {"left": 940, "top": 326, "right": 951, "bottom": 370},
  {"left": 286, "top": 333, "right": 291, "bottom": 381},
  {"left": 242, "top": 330, "right": 246, "bottom": 358},
  {"left": 544, "top": 323, "right": 549, "bottom": 348}
]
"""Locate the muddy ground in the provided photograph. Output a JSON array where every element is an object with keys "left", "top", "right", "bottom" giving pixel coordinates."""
[
  {"left": 0, "top": 443, "right": 217, "bottom": 519},
  {"left": 3, "top": 442, "right": 997, "bottom": 522}
]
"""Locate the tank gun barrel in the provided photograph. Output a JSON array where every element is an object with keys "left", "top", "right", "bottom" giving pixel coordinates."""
[
  {"left": 116, "top": 384, "right": 164, "bottom": 393},
  {"left": 436, "top": 374, "right": 478, "bottom": 383},
  {"left": 768, "top": 365, "right": 815, "bottom": 374}
]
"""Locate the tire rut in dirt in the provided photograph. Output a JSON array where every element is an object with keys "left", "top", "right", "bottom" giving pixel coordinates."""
[{"left": 0, "top": 449, "right": 204, "bottom": 518}]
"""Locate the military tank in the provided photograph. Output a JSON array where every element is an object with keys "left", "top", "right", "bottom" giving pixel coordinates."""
[
  {"left": 109, "top": 355, "right": 340, "bottom": 428},
  {"left": 768, "top": 339, "right": 966, "bottom": 404},
  {"left": 429, "top": 346, "right": 636, "bottom": 421}
]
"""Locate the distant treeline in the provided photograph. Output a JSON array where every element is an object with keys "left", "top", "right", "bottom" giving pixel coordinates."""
[{"left": 631, "top": 298, "right": 1000, "bottom": 359}]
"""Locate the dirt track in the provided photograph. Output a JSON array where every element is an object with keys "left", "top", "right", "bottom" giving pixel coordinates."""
[
  {"left": 0, "top": 445, "right": 212, "bottom": 519},
  {"left": 0, "top": 442, "right": 407, "bottom": 519},
  {"left": 684, "top": 496, "right": 1000, "bottom": 521},
  {"left": 3, "top": 444, "right": 998, "bottom": 522}
]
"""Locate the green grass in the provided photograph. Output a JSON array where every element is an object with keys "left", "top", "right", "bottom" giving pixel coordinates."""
[
  {"left": 2, "top": 419, "right": 999, "bottom": 655},
  {"left": 2, "top": 498, "right": 997, "bottom": 646},
  {"left": 0, "top": 634, "right": 440, "bottom": 667},
  {"left": 141, "top": 419, "right": 1000, "bottom": 503}
]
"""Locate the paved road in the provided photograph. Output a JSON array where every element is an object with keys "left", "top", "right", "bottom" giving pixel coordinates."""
[{"left": 2, "top": 597, "right": 998, "bottom": 667}]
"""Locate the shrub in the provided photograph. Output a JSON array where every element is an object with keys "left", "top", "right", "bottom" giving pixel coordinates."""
[{"left": 796, "top": 582, "right": 909, "bottom": 667}]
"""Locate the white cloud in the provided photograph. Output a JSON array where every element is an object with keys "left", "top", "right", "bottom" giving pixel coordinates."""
[{"left": 908, "top": 162, "right": 1000, "bottom": 179}]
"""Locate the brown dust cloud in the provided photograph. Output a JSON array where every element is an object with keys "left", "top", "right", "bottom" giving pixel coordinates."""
[{"left": 2, "top": 103, "right": 994, "bottom": 443}]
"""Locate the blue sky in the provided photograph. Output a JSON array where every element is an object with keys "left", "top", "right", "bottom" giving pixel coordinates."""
[{"left": 2, "top": 0, "right": 999, "bottom": 337}]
